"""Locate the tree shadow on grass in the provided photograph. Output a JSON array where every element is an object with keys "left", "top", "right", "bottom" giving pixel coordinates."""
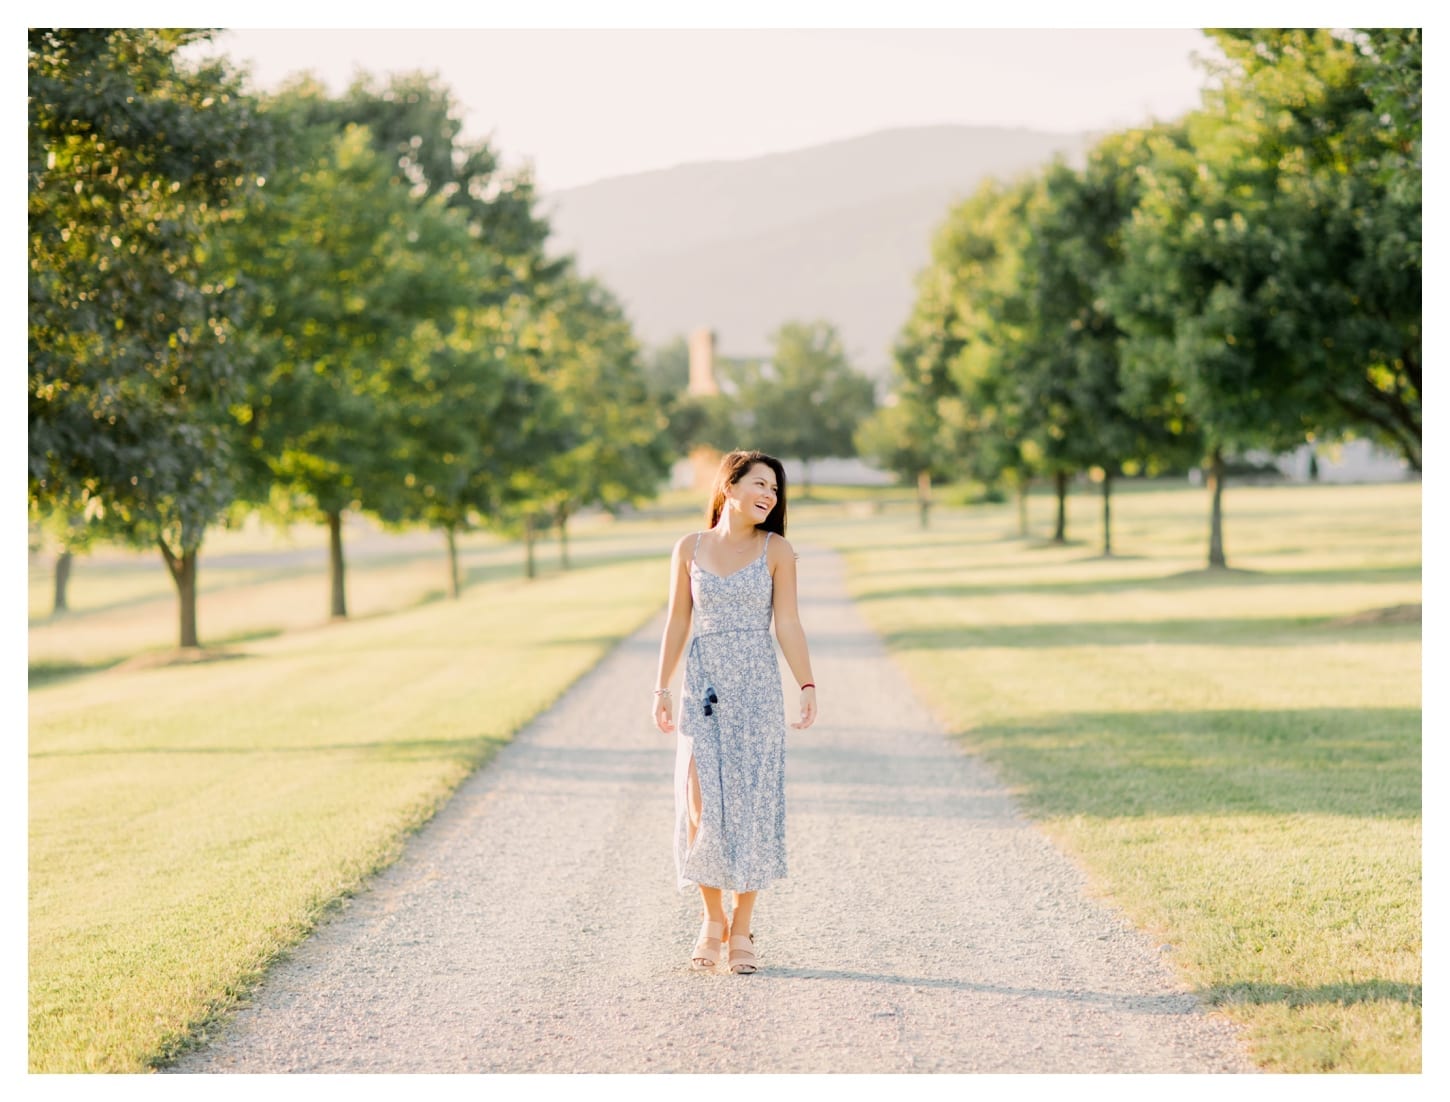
[
  {"left": 755, "top": 967, "right": 1215, "bottom": 1015},
  {"left": 459, "top": 547, "right": 662, "bottom": 589},
  {"left": 884, "top": 611, "right": 1419, "bottom": 650},
  {"left": 29, "top": 732, "right": 508, "bottom": 764},
  {"left": 1024, "top": 537, "right": 1092, "bottom": 551},
  {"left": 858, "top": 563, "right": 1421, "bottom": 604},
  {"left": 1203, "top": 980, "right": 1421, "bottom": 1010},
  {"left": 29, "top": 627, "right": 285, "bottom": 687},
  {"left": 28, "top": 658, "right": 125, "bottom": 688},
  {"left": 963, "top": 707, "right": 1420, "bottom": 819},
  {"left": 841, "top": 555, "right": 1074, "bottom": 583},
  {"left": 828, "top": 532, "right": 1025, "bottom": 557}
]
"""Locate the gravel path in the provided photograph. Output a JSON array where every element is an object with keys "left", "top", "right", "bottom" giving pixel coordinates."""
[{"left": 172, "top": 545, "right": 1255, "bottom": 1074}]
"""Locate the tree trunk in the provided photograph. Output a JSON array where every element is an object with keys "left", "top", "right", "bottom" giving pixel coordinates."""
[
  {"left": 556, "top": 505, "right": 570, "bottom": 569},
  {"left": 916, "top": 469, "right": 931, "bottom": 530},
  {"left": 1101, "top": 470, "right": 1113, "bottom": 557},
  {"left": 1052, "top": 470, "right": 1068, "bottom": 543},
  {"left": 445, "top": 523, "right": 461, "bottom": 599},
  {"left": 327, "top": 509, "right": 348, "bottom": 618},
  {"left": 53, "top": 549, "right": 73, "bottom": 614},
  {"left": 1207, "top": 446, "right": 1227, "bottom": 568},
  {"left": 523, "top": 514, "right": 537, "bottom": 580},
  {"left": 158, "top": 539, "right": 200, "bottom": 649}
]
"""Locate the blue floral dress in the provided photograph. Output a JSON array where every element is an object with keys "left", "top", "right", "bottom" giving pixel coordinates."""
[{"left": 673, "top": 531, "right": 788, "bottom": 893}]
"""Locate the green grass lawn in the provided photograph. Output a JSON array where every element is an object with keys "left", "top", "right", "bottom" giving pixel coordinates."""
[
  {"left": 28, "top": 511, "right": 680, "bottom": 1072},
  {"left": 797, "top": 479, "right": 1422, "bottom": 1073}
]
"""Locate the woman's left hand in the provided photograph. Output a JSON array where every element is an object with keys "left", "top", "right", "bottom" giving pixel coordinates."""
[{"left": 791, "top": 685, "right": 816, "bottom": 730}]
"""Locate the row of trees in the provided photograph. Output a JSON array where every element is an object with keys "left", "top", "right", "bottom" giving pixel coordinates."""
[
  {"left": 30, "top": 30, "right": 672, "bottom": 645},
  {"left": 859, "top": 29, "right": 1421, "bottom": 565}
]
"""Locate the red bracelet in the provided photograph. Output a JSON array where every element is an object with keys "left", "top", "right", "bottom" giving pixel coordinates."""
[{"left": 799, "top": 683, "right": 815, "bottom": 690}]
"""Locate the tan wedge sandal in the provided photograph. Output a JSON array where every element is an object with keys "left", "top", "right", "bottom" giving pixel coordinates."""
[
  {"left": 691, "top": 920, "right": 725, "bottom": 971},
  {"left": 727, "top": 931, "right": 758, "bottom": 974}
]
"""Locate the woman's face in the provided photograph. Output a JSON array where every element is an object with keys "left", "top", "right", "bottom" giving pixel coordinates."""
[{"left": 729, "top": 462, "right": 778, "bottom": 525}]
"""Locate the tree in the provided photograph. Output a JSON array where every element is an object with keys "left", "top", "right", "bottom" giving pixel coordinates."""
[
  {"left": 870, "top": 288, "right": 962, "bottom": 530},
  {"left": 869, "top": 255, "right": 973, "bottom": 527},
  {"left": 1017, "top": 134, "right": 1200, "bottom": 555},
  {"left": 28, "top": 29, "right": 272, "bottom": 647},
  {"left": 1199, "top": 29, "right": 1421, "bottom": 470},
  {"left": 380, "top": 299, "right": 560, "bottom": 596},
  {"left": 505, "top": 272, "right": 672, "bottom": 573},
  {"left": 641, "top": 335, "right": 689, "bottom": 400},
  {"left": 322, "top": 71, "right": 574, "bottom": 589},
  {"left": 223, "top": 108, "right": 477, "bottom": 617},
  {"left": 875, "top": 175, "right": 1044, "bottom": 533},
  {"left": 936, "top": 176, "right": 1043, "bottom": 537},
  {"left": 735, "top": 320, "right": 876, "bottom": 495},
  {"left": 854, "top": 396, "right": 952, "bottom": 529},
  {"left": 1109, "top": 30, "right": 1422, "bottom": 568},
  {"left": 27, "top": 504, "right": 134, "bottom": 614},
  {"left": 1000, "top": 172, "right": 1083, "bottom": 544},
  {"left": 1111, "top": 116, "right": 1326, "bottom": 568},
  {"left": 328, "top": 71, "right": 559, "bottom": 292}
]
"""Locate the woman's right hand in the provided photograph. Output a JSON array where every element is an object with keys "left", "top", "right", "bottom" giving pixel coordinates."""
[{"left": 653, "top": 693, "right": 676, "bottom": 735}]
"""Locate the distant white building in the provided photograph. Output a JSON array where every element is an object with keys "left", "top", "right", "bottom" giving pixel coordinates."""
[
  {"left": 1273, "top": 439, "right": 1415, "bottom": 483},
  {"left": 1188, "top": 440, "right": 1415, "bottom": 486},
  {"left": 670, "top": 456, "right": 894, "bottom": 490}
]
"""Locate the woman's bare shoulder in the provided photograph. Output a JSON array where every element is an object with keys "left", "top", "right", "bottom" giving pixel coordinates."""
[
  {"left": 671, "top": 531, "right": 701, "bottom": 558},
  {"left": 767, "top": 533, "right": 798, "bottom": 562}
]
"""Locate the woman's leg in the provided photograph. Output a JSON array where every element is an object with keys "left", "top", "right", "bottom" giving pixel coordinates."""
[
  {"left": 691, "top": 762, "right": 728, "bottom": 921},
  {"left": 686, "top": 755, "right": 728, "bottom": 916},
  {"left": 686, "top": 756, "right": 728, "bottom": 967},
  {"left": 698, "top": 885, "right": 726, "bottom": 925},
  {"left": 692, "top": 881, "right": 727, "bottom": 969},
  {"left": 731, "top": 891, "right": 757, "bottom": 938},
  {"left": 726, "top": 890, "right": 759, "bottom": 973}
]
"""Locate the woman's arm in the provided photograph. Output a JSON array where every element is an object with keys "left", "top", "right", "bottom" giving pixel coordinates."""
[
  {"left": 769, "top": 537, "right": 816, "bottom": 730},
  {"left": 652, "top": 534, "right": 695, "bottom": 734}
]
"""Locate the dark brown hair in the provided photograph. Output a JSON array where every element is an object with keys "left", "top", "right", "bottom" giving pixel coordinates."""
[{"left": 706, "top": 450, "right": 787, "bottom": 535}]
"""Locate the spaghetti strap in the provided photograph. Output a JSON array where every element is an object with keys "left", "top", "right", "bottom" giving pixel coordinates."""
[
  {"left": 763, "top": 531, "right": 772, "bottom": 550},
  {"left": 692, "top": 531, "right": 704, "bottom": 567}
]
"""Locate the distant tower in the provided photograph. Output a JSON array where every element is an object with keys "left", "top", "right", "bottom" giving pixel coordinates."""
[
  {"left": 688, "top": 327, "right": 718, "bottom": 395},
  {"left": 688, "top": 327, "right": 722, "bottom": 491}
]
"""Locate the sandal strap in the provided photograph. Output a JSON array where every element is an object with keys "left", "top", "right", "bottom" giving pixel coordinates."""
[
  {"left": 692, "top": 921, "right": 725, "bottom": 963},
  {"left": 727, "top": 934, "right": 758, "bottom": 967}
]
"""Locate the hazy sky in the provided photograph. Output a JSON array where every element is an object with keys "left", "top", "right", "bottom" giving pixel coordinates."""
[{"left": 199, "top": 24, "right": 1224, "bottom": 193}]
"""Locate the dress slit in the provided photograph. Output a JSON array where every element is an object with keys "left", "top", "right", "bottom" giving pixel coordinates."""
[{"left": 685, "top": 753, "right": 702, "bottom": 848}]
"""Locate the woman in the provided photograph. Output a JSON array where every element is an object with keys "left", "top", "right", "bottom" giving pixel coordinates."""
[{"left": 652, "top": 450, "right": 817, "bottom": 974}]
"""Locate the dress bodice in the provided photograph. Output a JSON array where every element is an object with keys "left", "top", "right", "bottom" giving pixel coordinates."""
[{"left": 689, "top": 535, "right": 774, "bottom": 636}]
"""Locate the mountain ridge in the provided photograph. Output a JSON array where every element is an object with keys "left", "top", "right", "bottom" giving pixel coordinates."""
[{"left": 540, "top": 124, "right": 1095, "bottom": 372}]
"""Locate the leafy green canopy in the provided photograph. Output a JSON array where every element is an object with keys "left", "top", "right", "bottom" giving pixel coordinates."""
[
  {"left": 221, "top": 116, "right": 485, "bottom": 524},
  {"left": 1112, "top": 29, "right": 1420, "bottom": 467},
  {"left": 28, "top": 29, "right": 273, "bottom": 552}
]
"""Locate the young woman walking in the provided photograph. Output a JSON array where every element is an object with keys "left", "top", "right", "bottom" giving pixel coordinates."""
[{"left": 652, "top": 450, "right": 817, "bottom": 974}]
